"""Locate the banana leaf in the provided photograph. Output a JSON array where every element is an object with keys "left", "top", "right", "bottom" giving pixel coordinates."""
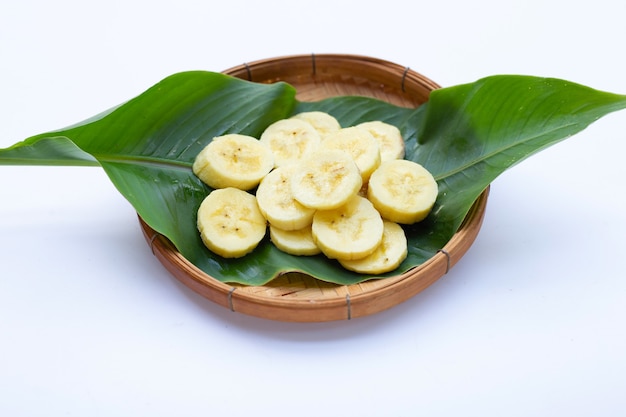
[{"left": 1, "top": 71, "right": 625, "bottom": 285}]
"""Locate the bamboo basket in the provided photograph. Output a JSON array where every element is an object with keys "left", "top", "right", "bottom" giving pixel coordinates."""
[{"left": 138, "top": 54, "right": 490, "bottom": 322}]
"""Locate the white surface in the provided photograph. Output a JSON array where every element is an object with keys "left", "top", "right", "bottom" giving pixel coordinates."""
[{"left": 1, "top": 1, "right": 625, "bottom": 416}]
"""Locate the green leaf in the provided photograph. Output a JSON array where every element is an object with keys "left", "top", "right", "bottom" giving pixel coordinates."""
[
  {"left": 0, "top": 136, "right": 98, "bottom": 166},
  {"left": 413, "top": 76, "right": 626, "bottom": 246},
  {"left": 2, "top": 72, "right": 625, "bottom": 286}
]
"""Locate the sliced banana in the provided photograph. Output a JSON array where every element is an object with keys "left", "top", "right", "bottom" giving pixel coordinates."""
[
  {"left": 367, "top": 159, "right": 438, "bottom": 224},
  {"left": 357, "top": 120, "right": 405, "bottom": 162},
  {"left": 256, "top": 164, "right": 316, "bottom": 231},
  {"left": 312, "top": 195, "right": 384, "bottom": 260},
  {"left": 192, "top": 134, "right": 274, "bottom": 191},
  {"left": 339, "top": 221, "right": 408, "bottom": 274},
  {"left": 259, "top": 118, "right": 322, "bottom": 167},
  {"left": 197, "top": 187, "right": 267, "bottom": 258},
  {"left": 290, "top": 111, "right": 341, "bottom": 137},
  {"left": 291, "top": 149, "right": 362, "bottom": 210},
  {"left": 270, "top": 224, "right": 321, "bottom": 256},
  {"left": 321, "top": 126, "right": 381, "bottom": 182},
  {"left": 191, "top": 115, "right": 421, "bottom": 275}
]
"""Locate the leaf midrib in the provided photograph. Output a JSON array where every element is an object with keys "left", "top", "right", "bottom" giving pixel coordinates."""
[
  {"left": 95, "top": 153, "right": 192, "bottom": 171},
  {"left": 433, "top": 122, "right": 579, "bottom": 182}
]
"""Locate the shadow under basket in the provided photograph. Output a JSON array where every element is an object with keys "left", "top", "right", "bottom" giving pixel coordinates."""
[{"left": 138, "top": 53, "right": 490, "bottom": 322}]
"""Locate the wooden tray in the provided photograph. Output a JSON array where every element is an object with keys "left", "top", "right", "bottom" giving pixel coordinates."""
[{"left": 138, "top": 54, "right": 490, "bottom": 322}]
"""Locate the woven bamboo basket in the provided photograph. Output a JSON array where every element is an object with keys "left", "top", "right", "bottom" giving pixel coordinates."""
[{"left": 138, "top": 54, "right": 489, "bottom": 322}]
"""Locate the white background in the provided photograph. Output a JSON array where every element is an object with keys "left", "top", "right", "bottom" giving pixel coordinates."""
[{"left": 1, "top": 1, "right": 625, "bottom": 416}]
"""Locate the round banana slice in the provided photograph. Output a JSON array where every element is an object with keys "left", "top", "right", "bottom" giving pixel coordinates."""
[
  {"left": 290, "top": 111, "right": 341, "bottom": 137},
  {"left": 312, "top": 195, "right": 384, "bottom": 261},
  {"left": 367, "top": 159, "right": 438, "bottom": 224},
  {"left": 256, "top": 164, "right": 316, "bottom": 231},
  {"left": 197, "top": 187, "right": 267, "bottom": 258},
  {"left": 291, "top": 150, "right": 362, "bottom": 210},
  {"left": 321, "top": 126, "right": 381, "bottom": 182},
  {"left": 339, "top": 221, "right": 408, "bottom": 274},
  {"left": 356, "top": 121, "right": 405, "bottom": 162},
  {"left": 269, "top": 224, "right": 321, "bottom": 256},
  {"left": 259, "top": 118, "right": 321, "bottom": 167},
  {"left": 192, "top": 134, "right": 274, "bottom": 191}
]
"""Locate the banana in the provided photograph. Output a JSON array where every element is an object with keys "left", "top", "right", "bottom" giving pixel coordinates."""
[
  {"left": 338, "top": 220, "right": 408, "bottom": 274},
  {"left": 259, "top": 118, "right": 322, "bottom": 167},
  {"left": 356, "top": 120, "right": 405, "bottom": 162},
  {"left": 290, "top": 111, "right": 341, "bottom": 137},
  {"left": 321, "top": 126, "right": 381, "bottom": 182},
  {"left": 192, "top": 134, "right": 274, "bottom": 191},
  {"left": 291, "top": 149, "right": 362, "bottom": 210},
  {"left": 269, "top": 224, "right": 321, "bottom": 256},
  {"left": 256, "top": 164, "right": 316, "bottom": 231},
  {"left": 197, "top": 187, "right": 267, "bottom": 258},
  {"left": 312, "top": 195, "right": 384, "bottom": 260},
  {"left": 191, "top": 115, "right": 421, "bottom": 275},
  {"left": 367, "top": 159, "right": 438, "bottom": 224}
]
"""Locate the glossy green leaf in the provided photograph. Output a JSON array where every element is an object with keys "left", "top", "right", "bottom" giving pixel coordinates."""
[{"left": 2, "top": 72, "right": 626, "bottom": 285}]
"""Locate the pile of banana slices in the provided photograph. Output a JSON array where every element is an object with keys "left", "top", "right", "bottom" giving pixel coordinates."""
[{"left": 192, "top": 111, "right": 438, "bottom": 275}]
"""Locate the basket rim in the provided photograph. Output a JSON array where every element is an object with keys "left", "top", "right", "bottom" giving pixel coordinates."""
[{"left": 223, "top": 52, "right": 441, "bottom": 87}]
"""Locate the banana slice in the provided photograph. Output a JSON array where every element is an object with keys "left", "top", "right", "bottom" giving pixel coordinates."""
[
  {"left": 321, "top": 126, "right": 381, "bottom": 182},
  {"left": 367, "top": 159, "right": 438, "bottom": 224},
  {"left": 192, "top": 134, "right": 274, "bottom": 191},
  {"left": 290, "top": 111, "right": 341, "bottom": 137},
  {"left": 291, "top": 150, "right": 362, "bottom": 210},
  {"left": 256, "top": 164, "right": 316, "bottom": 231},
  {"left": 312, "top": 195, "right": 384, "bottom": 260},
  {"left": 356, "top": 121, "right": 405, "bottom": 162},
  {"left": 197, "top": 187, "right": 267, "bottom": 258},
  {"left": 338, "top": 221, "right": 408, "bottom": 274},
  {"left": 270, "top": 224, "right": 321, "bottom": 256},
  {"left": 259, "top": 118, "right": 322, "bottom": 167}
]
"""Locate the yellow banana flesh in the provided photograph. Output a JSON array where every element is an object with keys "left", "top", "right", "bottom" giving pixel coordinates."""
[
  {"left": 196, "top": 187, "right": 267, "bottom": 258},
  {"left": 367, "top": 159, "right": 438, "bottom": 224},
  {"left": 321, "top": 126, "right": 381, "bottom": 182},
  {"left": 259, "top": 118, "right": 321, "bottom": 167},
  {"left": 192, "top": 134, "right": 274, "bottom": 191},
  {"left": 256, "top": 164, "right": 316, "bottom": 231},
  {"left": 269, "top": 224, "right": 321, "bottom": 256},
  {"left": 290, "top": 111, "right": 341, "bottom": 138},
  {"left": 339, "top": 220, "right": 408, "bottom": 274},
  {"left": 312, "top": 195, "right": 384, "bottom": 261},
  {"left": 291, "top": 150, "right": 362, "bottom": 210},
  {"left": 356, "top": 121, "right": 405, "bottom": 162}
]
